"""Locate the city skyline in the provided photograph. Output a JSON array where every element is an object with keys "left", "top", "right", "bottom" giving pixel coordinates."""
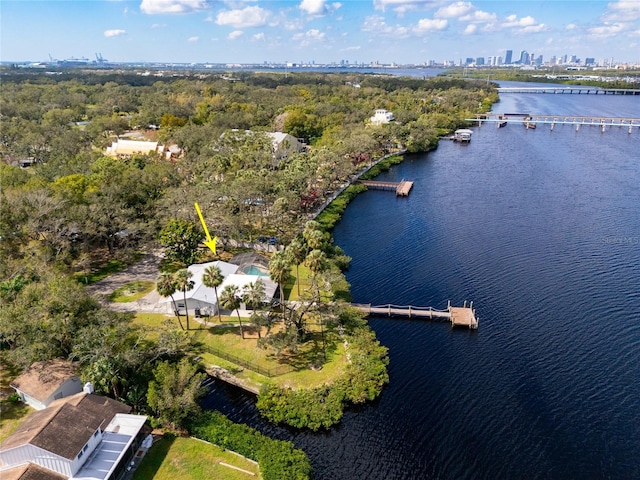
[{"left": 2, "top": 1, "right": 639, "bottom": 65}]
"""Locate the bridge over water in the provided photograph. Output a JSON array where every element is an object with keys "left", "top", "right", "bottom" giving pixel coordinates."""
[
  {"left": 498, "top": 87, "right": 640, "bottom": 95},
  {"left": 466, "top": 113, "right": 640, "bottom": 132}
]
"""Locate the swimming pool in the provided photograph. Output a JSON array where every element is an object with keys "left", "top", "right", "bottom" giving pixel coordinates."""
[{"left": 241, "top": 265, "right": 269, "bottom": 276}]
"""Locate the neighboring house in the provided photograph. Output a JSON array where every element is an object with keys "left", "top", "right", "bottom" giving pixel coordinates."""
[
  {"left": 369, "top": 109, "right": 395, "bottom": 125},
  {"left": 163, "top": 260, "right": 278, "bottom": 316},
  {"left": 10, "top": 359, "right": 83, "bottom": 411},
  {"left": 2, "top": 462, "right": 67, "bottom": 480},
  {"left": 221, "top": 130, "right": 305, "bottom": 162},
  {"left": 105, "top": 139, "right": 170, "bottom": 159},
  {"left": 264, "top": 132, "right": 305, "bottom": 161},
  {"left": 0, "top": 391, "right": 149, "bottom": 480}
]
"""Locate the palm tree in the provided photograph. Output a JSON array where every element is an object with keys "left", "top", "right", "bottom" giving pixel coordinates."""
[
  {"left": 220, "top": 284, "right": 244, "bottom": 339},
  {"left": 242, "top": 279, "right": 265, "bottom": 310},
  {"left": 202, "top": 264, "right": 224, "bottom": 322},
  {"left": 174, "top": 269, "right": 194, "bottom": 330},
  {"left": 287, "top": 238, "right": 307, "bottom": 297},
  {"left": 269, "top": 250, "right": 291, "bottom": 313},
  {"left": 243, "top": 280, "right": 266, "bottom": 338},
  {"left": 305, "top": 249, "right": 327, "bottom": 280},
  {"left": 156, "top": 273, "right": 184, "bottom": 330}
]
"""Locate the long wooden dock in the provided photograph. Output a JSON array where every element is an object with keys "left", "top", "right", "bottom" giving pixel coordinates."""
[
  {"left": 352, "top": 301, "right": 478, "bottom": 329},
  {"left": 466, "top": 113, "right": 640, "bottom": 132},
  {"left": 358, "top": 179, "right": 414, "bottom": 196}
]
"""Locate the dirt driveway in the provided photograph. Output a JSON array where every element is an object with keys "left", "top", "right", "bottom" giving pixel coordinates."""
[{"left": 87, "top": 251, "right": 167, "bottom": 313}]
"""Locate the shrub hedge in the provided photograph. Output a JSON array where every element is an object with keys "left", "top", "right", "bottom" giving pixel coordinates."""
[{"left": 189, "top": 410, "right": 312, "bottom": 480}]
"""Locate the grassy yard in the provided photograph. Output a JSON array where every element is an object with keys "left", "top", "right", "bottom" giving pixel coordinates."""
[
  {"left": 132, "top": 262, "right": 348, "bottom": 390},
  {"left": 133, "top": 309, "right": 347, "bottom": 391},
  {"left": 133, "top": 436, "right": 260, "bottom": 480},
  {"left": 109, "top": 280, "right": 156, "bottom": 302}
]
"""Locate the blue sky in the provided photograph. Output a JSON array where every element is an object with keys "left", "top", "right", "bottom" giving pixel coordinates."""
[{"left": 2, "top": 1, "right": 638, "bottom": 64}]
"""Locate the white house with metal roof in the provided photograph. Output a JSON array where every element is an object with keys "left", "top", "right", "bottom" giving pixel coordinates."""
[{"left": 163, "top": 260, "right": 278, "bottom": 316}]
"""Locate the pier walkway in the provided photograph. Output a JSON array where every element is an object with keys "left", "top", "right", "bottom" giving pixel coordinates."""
[
  {"left": 352, "top": 301, "right": 478, "bottom": 329},
  {"left": 466, "top": 113, "right": 640, "bottom": 132},
  {"left": 498, "top": 87, "right": 640, "bottom": 95},
  {"left": 358, "top": 179, "right": 414, "bottom": 196}
]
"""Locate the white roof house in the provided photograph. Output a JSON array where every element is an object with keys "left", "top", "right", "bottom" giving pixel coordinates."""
[
  {"left": 265, "top": 132, "right": 305, "bottom": 160},
  {"left": 369, "top": 109, "right": 395, "bottom": 125},
  {"left": 221, "top": 130, "right": 304, "bottom": 162},
  {"left": 162, "top": 260, "right": 278, "bottom": 315},
  {"left": 105, "top": 139, "right": 169, "bottom": 159}
]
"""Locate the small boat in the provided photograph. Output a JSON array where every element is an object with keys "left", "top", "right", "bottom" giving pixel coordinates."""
[
  {"left": 498, "top": 119, "right": 508, "bottom": 128},
  {"left": 524, "top": 122, "right": 537, "bottom": 129},
  {"left": 453, "top": 129, "right": 473, "bottom": 142}
]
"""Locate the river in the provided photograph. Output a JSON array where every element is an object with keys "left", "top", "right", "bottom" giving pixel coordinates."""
[{"left": 202, "top": 86, "right": 640, "bottom": 479}]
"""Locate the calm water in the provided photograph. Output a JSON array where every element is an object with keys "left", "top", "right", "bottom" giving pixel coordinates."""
[{"left": 203, "top": 88, "right": 640, "bottom": 479}]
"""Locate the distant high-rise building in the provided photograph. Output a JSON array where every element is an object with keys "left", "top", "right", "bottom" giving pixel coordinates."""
[
  {"left": 465, "top": 57, "right": 474, "bottom": 65},
  {"left": 505, "top": 50, "right": 513, "bottom": 64},
  {"left": 585, "top": 58, "right": 595, "bottom": 66},
  {"left": 476, "top": 57, "right": 485, "bottom": 66},
  {"left": 518, "top": 50, "right": 528, "bottom": 64}
]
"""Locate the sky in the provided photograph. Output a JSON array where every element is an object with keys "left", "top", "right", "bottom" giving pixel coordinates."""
[{"left": 1, "top": 1, "right": 639, "bottom": 64}]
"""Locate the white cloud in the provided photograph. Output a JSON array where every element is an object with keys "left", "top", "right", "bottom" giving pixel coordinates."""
[
  {"left": 501, "top": 14, "right": 545, "bottom": 34},
  {"left": 104, "top": 29, "right": 127, "bottom": 38},
  {"left": 151, "top": 23, "right": 167, "bottom": 28},
  {"left": 292, "top": 28, "right": 327, "bottom": 46},
  {"left": 216, "top": 6, "right": 269, "bottom": 28},
  {"left": 602, "top": 0, "right": 640, "bottom": 22},
  {"left": 588, "top": 22, "right": 626, "bottom": 38},
  {"left": 460, "top": 9, "right": 496, "bottom": 24},
  {"left": 373, "top": 0, "right": 435, "bottom": 14},
  {"left": 434, "top": 1, "right": 473, "bottom": 19},
  {"left": 188, "top": 36, "right": 199, "bottom": 42},
  {"left": 463, "top": 24, "right": 477, "bottom": 35},
  {"left": 502, "top": 15, "right": 536, "bottom": 28},
  {"left": 140, "top": 0, "right": 210, "bottom": 15},
  {"left": 566, "top": 23, "right": 577, "bottom": 31},
  {"left": 252, "top": 32, "right": 265, "bottom": 41},
  {"left": 341, "top": 45, "right": 361, "bottom": 51},
  {"left": 228, "top": 30, "right": 244, "bottom": 40},
  {"left": 415, "top": 18, "right": 448, "bottom": 33},
  {"left": 299, "top": 0, "right": 342, "bottom": 16},
  {"left": 292, "top": 29, "right": 325, "bottom": 41},
  {"left": 518, "top": 24, "right": 546, "bottom": 34},
  {"left": 300, "top": 0, "right": 326, "bottom": 15}
]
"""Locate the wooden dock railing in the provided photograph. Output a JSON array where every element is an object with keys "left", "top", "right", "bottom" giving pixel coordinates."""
[
  {"left": 352, "top": 301, "right": 478, "bottom": 329},
  {"left": 358, "top": 179, "right": 414, "bottom": 196}
]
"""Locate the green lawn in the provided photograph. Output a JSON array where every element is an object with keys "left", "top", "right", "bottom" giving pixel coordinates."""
[
  {"left": 133, "top": 436, "right": 261, "bottom": 480},
  {"left": 0, "top": 401, "right": 33, "bottom": 444},
  {"left": 109, "top": 280, "right": 155, "bottom": 302},
  {"left": 133, "top": 309, "right": 347, "bottom": 391}
]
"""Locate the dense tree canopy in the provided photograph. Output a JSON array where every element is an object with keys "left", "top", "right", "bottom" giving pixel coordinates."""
[{"left": 0, "top": 68, "right": 495, "bottom": 432}]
